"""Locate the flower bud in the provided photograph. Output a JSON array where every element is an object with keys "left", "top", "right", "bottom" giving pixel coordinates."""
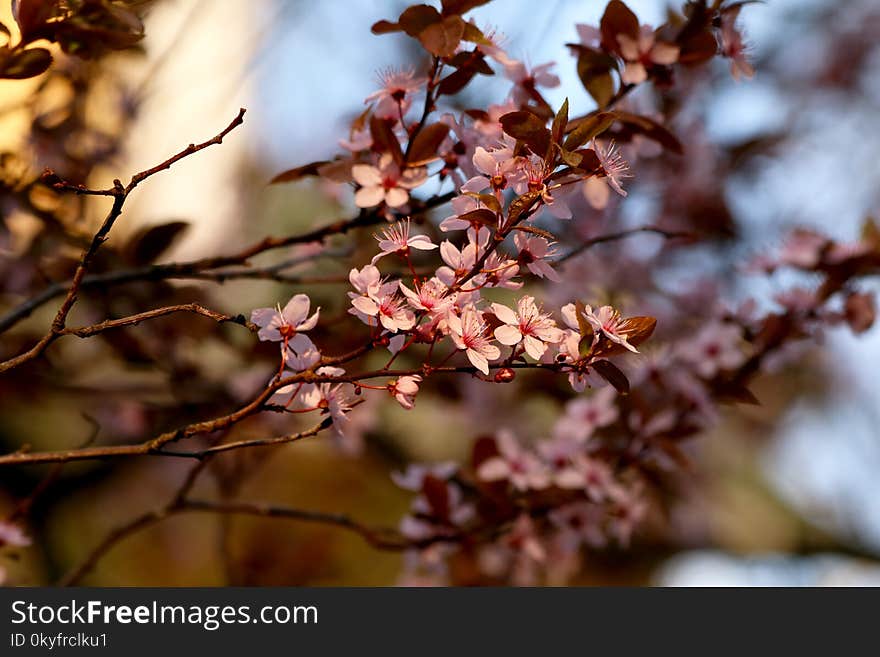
[{"left": 494, "top": 367, "right": 516, "bottom": 383}]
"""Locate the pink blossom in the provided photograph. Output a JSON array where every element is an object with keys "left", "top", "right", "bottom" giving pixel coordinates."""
[
  {"left": 778, "top": 229, "right": 828, "bottom": 269},
  {"left": 0, "top": 521, "right": 30, "bottom": 548},
  {"left": 391, "top": 462, "right": 459, "bottom": 491},
  {"left": 677, "top": 321, "right": 745, "bottom": 378},
  {"left": 365, "top": 67, "right": 427, "bottom": 120},
  {"left": 504, "top": 61, "right": 560, "bottom": 105},
  {"left": 549, "top": 502, "right": 607, "bottom": 551},
  {"left": 481, "top": 252, "right": 523, "bottom": 290},
  {"left": 616, "top": 25, "right": 680, "bottom": 84},
  {"left": 514, "top": 233, "right": 561, "bottom": 282},
  {"left": 582, "top": 304, "right": 640, "bottom": 353},
  {"left": 461, "top": 144, "right": 518, "bottom": 195},
  {"left": 554, "top": 385, "right": 620, "bottom": 442},
  {"left": 720, "top": 7, "right": 755, "bottom": 81},
  {"left": 398, "top": 277, "right": 454, "bottom": 319},
  {"left": 351, "top": 154, "right": 427, "bottom": 208},
  {"left": 583, "top": 139, "right": 631, "bottom": 210},
  {"left": 436, "top": 239, "right": 482, "bottom": 289},
  {"left": 492, "top": 295, "right": 564, "bottom": 360},
  {"left": 447, "top": 305, "right": 501, "bottom": 375},
  {"left": 250, "top": 294, "right": 319, "bottom": 354},
  {"left": 350, "top": 281, "right": 416, "bottom": 333},
  {"left": 371, "top": 219, "right": 438, "bottom": 265},
  {"left": 477, "top": 430, "right": 550, "bottom": 491},
  {"left": 389, "top": 374, "right": 422, "bottom": 410}
]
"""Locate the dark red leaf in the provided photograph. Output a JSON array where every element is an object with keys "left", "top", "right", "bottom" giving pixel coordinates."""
[
  {"left": 592, "top": 359, "right": 630, "bottom": 394},
  {"left": 407, "top": 122, "right": 451, "bottom": 165},
  {"left": 600, "top": 0, "right": 640, "bottom": 53},
  {"left": 269, "top": 160, "right": 331, "bottom": 184},
  {"left": 499, "top": 111, "right": 551, "bottom": 158}
]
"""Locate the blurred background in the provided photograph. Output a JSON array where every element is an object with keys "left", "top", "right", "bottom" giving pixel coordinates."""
[{"left": 1, "top": 0, "right": 879, "bottom": 585}]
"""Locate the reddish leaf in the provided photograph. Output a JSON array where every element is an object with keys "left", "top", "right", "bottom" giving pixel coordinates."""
[
  {"left": 678, "top": 29, "right": 718, "bottom": 65},
  {"left": 576, "top": 48, "right": 617, "bottom": 108},
  {"left": 407, "top": 122, "right": 450, "bottom": 165},
  {"left": 0, "top": 46, "right": 52, "bottom": 79},
  {"left": 370, "top": 116, "right": 404, "bottom": 165},
  {"left": 419, "top": 15, "right": 465, "bottom": 57},
  {"left": 613, "top": 111, "right": 683, "bottom": 154},
  {"left": 513, "top": 225, "right": 557, "bottom": 241},
  {"left": 462, "top": 191, "right": 502, "bottom": 214},
  {"left": 422, "top": 475, "right": 451, "bottom": 522},
  {"left": 600, "top": 0, "right": 640, "bottom": 53},
  {"left": 398, "top": 4, "right": 442, "bottom": 37},
  {"left": 563, "top": 112, "right": 615, "bottom": 151},
  {"left": 269, "top": 160, "right": 331, "bottom": 184},
  {"left": 551, "top": 98, "right": 569, "bottom": 146},
  {"left": 506, "top": 190, "right": 543, "bottom": 224},
  {"left": 441, "top": 0, "right": 492, "bottom": 16},
  {"left": 499, "top": 111, "right": 551, "bottom": 158},
  {"left": 124, "top": 222, "right": 189, "bottom": 266},
  {"left": 370, "top": 19, "right": 402, "bottom": 34},
  {"left": 592, "top": 359, "right": 630, "bottom": 394},
  {"left": 457, "top": 208, "right": 498, "bottom": 226},
  {"left": 471, "top": 435, "right": 500, "bottom": 469}
]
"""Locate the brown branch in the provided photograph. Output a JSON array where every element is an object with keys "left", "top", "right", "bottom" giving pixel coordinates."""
[
  {"left": 0, "top": 191, "right": 454, "bottom": 335},
  {"left": 558, "top": 225, "right": 695, "bottom": 264},
  {"left": 0, "top": 109, "right": 247, "bottom": 374},
  {"left": 60, "top": 303, "right": 256, "bottom": 338}
]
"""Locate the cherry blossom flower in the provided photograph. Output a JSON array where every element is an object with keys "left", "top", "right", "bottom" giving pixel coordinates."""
[
  {"left": 389, "top": 375, "right": 422, "bottom": 410},
  {"left": 436, "top": 239, "right": 483, "bottom": 289},
  {"left": 554, "top": 385, "right": 620, "bottom": 442},
  {"left": 477, "top": 430, "right": 551, "bottom": 491},
  {"left": 677, "top": 321, "right": 745, "bottom": 378},
  {"left": 514, "top": 233, "right": 561, "bottom": 282},
  {"left": 582, "top": 304, "right": 640, "bottom": 353},
  {"left": 504, "top": 61, "right": 560, "bottom": 105},
  {"left": 301, "top": 378, "right": 354, "bottom": 433},
  {"left": 461, "top": 144, "right": 518, "bottom": 195},
  {"left": 440, "top": 194, "right": 488, "bottom": 232},
  {"left": 365, "top": 67, "right": 427, "bottom": 120},
  {"left": 778, "top": 229, "right": 828, "bottom": 269},
  {"left": 398, "top": 277, "right": 454, "bottom": 319},
  {"left": 447, "top": 305, "right": 501, "bottom": 375},
  {"left": 392, "top": 462, "right": 459, "bottom": 491},
  {"left": 351, "top": 154, "right": 427, "bottom": 208},
  {"left": 481, "top": 252, "right": 523, "bottom": 290},
  {"left": 472, "top": 100, "right": 519, "bottom": 140},
  {"left": 371, "top": 219, "right": 438, "bottom": 265},
  {"left": 575, "top": 23, "right": 601, "bottom": 48},
  {"left": 492, "top": 295, "right": 564, "bottom": 360},
  {"left": 0, "top": 521, "right": 30, "bottom": 547},
  {"left": 549, "top": 502, "right": 607, "bottom": 551},
  {"left": 616, "top": 25, "right": 680, "bottom": 84},
  {"left": 350, "top": 281, "right": 416, "bottom": 333},
  {"left": 720, "top": 7, "right": 755, "bottom": 81},
  {"left": 583, "top": 139, "right": 631, "bottom": 210},
  {"left": 250, "top": 294, "right": 319, "bottom": 354}
]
